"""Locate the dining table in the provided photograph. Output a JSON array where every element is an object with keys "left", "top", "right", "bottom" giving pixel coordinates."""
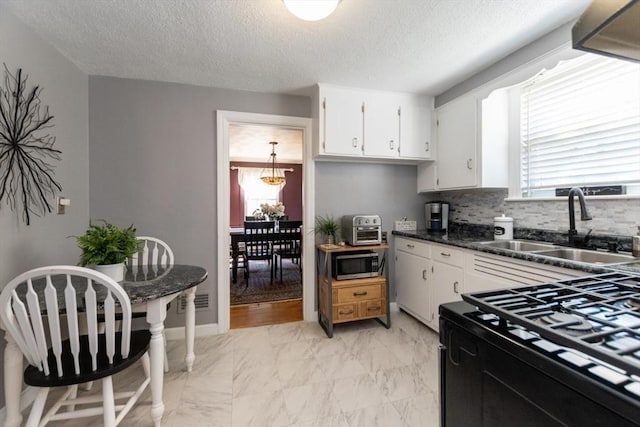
[{"left": 1, "top": 264, "right": 208, "bottom": 427}]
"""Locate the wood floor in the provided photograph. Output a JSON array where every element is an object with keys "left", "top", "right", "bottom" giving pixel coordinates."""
[{"left": 230, "top": 298, "right": 303, "bottom": 328}]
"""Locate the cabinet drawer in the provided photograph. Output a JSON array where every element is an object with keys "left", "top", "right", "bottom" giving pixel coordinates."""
[
  {"left": 395, "top": 237, "right": 430, "bottom": 258},
  {"left": 334, "top": 303, "right": 358, "bottom": 322},
  {"left": 361, "top": 299, "right": 386, "bottom": 317},
  {"left": 335, "top": 283, "right": 382, "bottom": 304},
  {"left": 432, "top": 245, "right": 463, "bottom": 267}
]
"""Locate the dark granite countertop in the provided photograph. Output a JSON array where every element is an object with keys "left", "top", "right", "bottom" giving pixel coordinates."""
[{"left": 392, "top": 224, "right": 640, "bottom": 275}]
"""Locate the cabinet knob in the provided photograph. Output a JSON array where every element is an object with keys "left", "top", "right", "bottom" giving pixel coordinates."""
[
  {"left": 422, "top": 269, "right": 427, "bottom": 280},
  {"left": 389, "top": 140, "right": 394, "bottom": 150},
  {"left": 467, "top": 158, "right": 473, "bottom": 170},
  {"left": 339, "top": 309, "right": 354, "bottom": 315},
  {"left": 406, "top": 244, "right": 415, "bottom": 249},
  {"left": 454, "top": 281, "right": 459, "bottom": 293},
  {"left": 440, "top": 252, "right": 451, "bottom": 257},
  {"left": 353, "top": 291, "right": 368, "bottom": 297},
  {"left": 352, "top": 138, "right": 358, "bottom": 148},
  {"left": 425, "top": 141, "right": 429, "bottom": 152}
]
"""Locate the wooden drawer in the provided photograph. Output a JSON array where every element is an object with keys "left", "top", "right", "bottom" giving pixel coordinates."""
[
  {"left": 334, "top": 303, "right": 358, "bottom": 322},
  {"left": 432, "top": 244, "right": 464, "bottom": 267},
  {"left": 360, "top": 299, "right": 386, "bottom": 317},
  {"left": 395, "top": 237, "right": 430, "bottom": 258},
  {"left": 335, "top": 282, "right": 382, "bottom": 304}
]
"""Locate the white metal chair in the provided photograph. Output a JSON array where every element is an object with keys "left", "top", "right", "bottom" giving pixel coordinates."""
[{"left": 0, "top": 266, "right": 151, "bottom": 427}]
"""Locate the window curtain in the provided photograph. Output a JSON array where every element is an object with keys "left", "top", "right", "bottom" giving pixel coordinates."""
[{"left": 237, "top": 167, "right": 286, "bottom": 197}]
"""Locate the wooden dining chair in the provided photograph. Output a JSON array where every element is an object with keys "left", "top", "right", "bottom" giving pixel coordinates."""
[
  {"left": 0, "top": 266, "right": 151, "bottom": 427},
  {"left": 243, "top": 221, "right": 276, "bottom": 286},
  {"left": 274, "top": 220, "right": 303, "bottom": 282}
]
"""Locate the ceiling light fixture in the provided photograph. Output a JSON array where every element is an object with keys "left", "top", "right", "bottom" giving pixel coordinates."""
[
  {"left": 283, "top": 0, "right": 341, "bottom": 21},
  {"left": 260, "top": 141, "right": 286, "bottom": 186}
]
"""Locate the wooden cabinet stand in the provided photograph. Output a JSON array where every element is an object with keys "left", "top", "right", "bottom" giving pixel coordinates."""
[{"left": 316, "top": 243, "right": 391, "bottom": 338}]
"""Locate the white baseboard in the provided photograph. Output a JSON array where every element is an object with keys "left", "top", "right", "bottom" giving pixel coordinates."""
[
  {"left": 0, "top": 385, "right": 38, "bottom": 424},
  {"left": 164, "top": 322, "right": 219, "bottom": 341}
]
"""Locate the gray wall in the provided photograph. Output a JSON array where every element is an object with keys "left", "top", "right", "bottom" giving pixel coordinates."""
[
  {"left": 314, "top": 162, "right": 430, "bottom": 299},
  {"left": 0, "top": 6, "right": 89, "bottom": 410},
  {"left": 88, "top": 76, "right": 310, "bottom": 328}
]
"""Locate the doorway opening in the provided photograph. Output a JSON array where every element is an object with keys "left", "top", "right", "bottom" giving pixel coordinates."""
[
  {"left": 229, "top": 124, "right": 303, "bottom": 327},
  {"left": 216, "top": 111, "right": 314, "bottom": 333}
]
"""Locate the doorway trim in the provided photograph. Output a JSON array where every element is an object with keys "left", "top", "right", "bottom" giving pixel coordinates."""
[{"left": 216, "top": 111, "right": 315, "bottom": 334}]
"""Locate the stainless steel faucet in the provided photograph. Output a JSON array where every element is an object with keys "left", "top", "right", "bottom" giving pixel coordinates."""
[{"left": 568, "top": 187, "right": 592, "bottom": 247}]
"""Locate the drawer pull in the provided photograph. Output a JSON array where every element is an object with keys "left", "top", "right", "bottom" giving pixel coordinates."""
[
  {"left": 353, "top": 291, "right": 368, "bottom": 297},
  {"left": 368, "top": 306, "right": 381, "bottom": 312},
  {"left": 339, "top": 309, "right": 354, "bottom": 315},
  {"left": 422, "top": 269, "right": 427, "bottom": 280},
  {"left": 440, "top": 252, "right": 451, "bottom": 257},
  {"left": 406, "top": 244, "right": 415, "bottom": 249},
  {"left": 454, "top": 281, "right": 459, "bottom": 294}
]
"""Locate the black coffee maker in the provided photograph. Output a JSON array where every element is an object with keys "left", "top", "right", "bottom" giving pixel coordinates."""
[{"left": 425, "top": 201, "right": 449, "bottom": 232}]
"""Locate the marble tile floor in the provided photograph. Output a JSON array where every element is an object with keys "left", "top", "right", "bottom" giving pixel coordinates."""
[{"left": 38, "top": 311, "right": 440, "bottom": 427}]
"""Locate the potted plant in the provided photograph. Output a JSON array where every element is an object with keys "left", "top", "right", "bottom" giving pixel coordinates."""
[
  {"left": 74, "top": 220, "right": 140, "bottom": 281},
  {"left": 315, "top": 214, "right": 340, "bottom": 245}
]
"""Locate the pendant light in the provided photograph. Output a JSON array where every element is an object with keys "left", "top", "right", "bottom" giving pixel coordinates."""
[
  {"left": 260, "top": 141, "right": 286, "bottom": 186},
  {"left": 283, "top": 0, "right": 341, "bottom": 21}
]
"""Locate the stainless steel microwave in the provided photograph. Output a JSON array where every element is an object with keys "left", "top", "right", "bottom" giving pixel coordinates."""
[{"left": 332, "top": 252, "right": 379, "bottom": 280}]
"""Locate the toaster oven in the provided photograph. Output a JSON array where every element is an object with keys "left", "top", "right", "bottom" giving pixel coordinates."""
[{"left": 341, "top": 215, "right": 382, "bottom": 246}]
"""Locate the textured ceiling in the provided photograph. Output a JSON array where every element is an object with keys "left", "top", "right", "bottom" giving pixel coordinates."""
[
  {"left": 229, "top": 124, "right": 303, "bottom": 163},
  {"left": 1, "top": 0, "right": 590, "bottom": 96}
]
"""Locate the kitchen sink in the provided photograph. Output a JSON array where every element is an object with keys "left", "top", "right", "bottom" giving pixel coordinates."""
[
  {"left": 478, "top": 240, "right": 558, "bottom": 252},
  {"left": 533, "top": 248, "right": 636, "bottom": 265}
]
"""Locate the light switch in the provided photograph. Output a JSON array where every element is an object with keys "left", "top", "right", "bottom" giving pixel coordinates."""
[{"left": 56, "top": 196, "right": 70, "bottom": 214}]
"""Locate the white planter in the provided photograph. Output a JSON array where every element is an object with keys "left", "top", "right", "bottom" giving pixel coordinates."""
[{"left": 93, "top": 263, "right": 125, "bottom": 282}]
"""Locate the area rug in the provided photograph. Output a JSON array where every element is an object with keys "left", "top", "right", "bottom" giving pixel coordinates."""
[{"left": 230, "top": 259, "right": 302, "bottom": 305}]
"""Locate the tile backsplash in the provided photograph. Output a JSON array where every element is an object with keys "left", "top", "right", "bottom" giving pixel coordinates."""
[{"left": 426, "top": 188, "right": 640, "bottom": 238}]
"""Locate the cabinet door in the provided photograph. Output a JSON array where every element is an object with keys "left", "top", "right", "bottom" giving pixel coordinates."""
[
  {"left": 363, "top": 92, "right": 400, "bottom": 158},
  {"left": 399, "top": 96, "right": 432, "bottom": 159},
  {"left": 430, "top": 261, "right": 464, "bottom": 331},
  {"left": 395, "top": 249, "right": 430, "bottom": 324},
  {"left": 436, "top": 95, "right": 477, "bottom": 189},
  {"left": 321, "top": 86, "right": 364, "bottom": 156}
]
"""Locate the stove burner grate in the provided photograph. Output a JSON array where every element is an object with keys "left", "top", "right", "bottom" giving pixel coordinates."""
[{"left": 463, "top": 272, "right": 640, "bottom": 377}]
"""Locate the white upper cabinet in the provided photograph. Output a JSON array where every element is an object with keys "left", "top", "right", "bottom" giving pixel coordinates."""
[
  {"left": 320, "top": 85, "right": 365, "bottom": 157},
  {"left": 313, "top": 84, "right": 433, "bottom": 163},
  {"left": 363, "top": 91, "right": 401, "bottom": 158},
  {"left": 399, "top": 95, "right": 432, "bottom": 159},
  {"left": 417, "top": 89, "right": 508, "bottom": 192},
  {"left": 435, "top": 94, "right": 478, "bottom": 189}
]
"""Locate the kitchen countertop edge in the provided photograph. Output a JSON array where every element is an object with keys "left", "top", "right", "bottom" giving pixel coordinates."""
[{"left": 392, "top": 230, "right": 640, "bottom": 275}]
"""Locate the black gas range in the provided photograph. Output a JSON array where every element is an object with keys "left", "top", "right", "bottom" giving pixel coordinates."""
[{"left": 439, "top": 272, "right": 640, "bottom": 427}]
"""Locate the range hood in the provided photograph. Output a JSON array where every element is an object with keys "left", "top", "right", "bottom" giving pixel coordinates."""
[{"left": 572, "top": 0, "right": 640, "bottom": 63}]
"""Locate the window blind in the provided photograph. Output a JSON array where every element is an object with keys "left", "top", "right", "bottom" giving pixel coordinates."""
[{"left": 520, "top": 54, "right": 640, "bottom": 197}]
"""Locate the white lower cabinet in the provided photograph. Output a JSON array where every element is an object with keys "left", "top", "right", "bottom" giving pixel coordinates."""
[
  {"left": 430, "top": 260, "right": 463, "bottom": 332},
  {"left": 394, "top": 236, "right": 589, "bottom": 332},
  {"left": 395, "top": 238, "right": 464, "bottom": 331},
  {"left": 395, "top": 238, "right": 431, "bottom": 325}
]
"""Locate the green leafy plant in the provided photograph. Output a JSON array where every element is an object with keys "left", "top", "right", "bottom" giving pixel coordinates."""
[
  {"left": 74, "top": 220, "right": 140, "bottom": 266},
  {"left": 314, "top": 214, "right": 340, "bottom": 242}
]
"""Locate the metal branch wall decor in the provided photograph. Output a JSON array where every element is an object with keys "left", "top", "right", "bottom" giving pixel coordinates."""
[{"left": 0, "top": 65, "right": 62, "bottom": 225}]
